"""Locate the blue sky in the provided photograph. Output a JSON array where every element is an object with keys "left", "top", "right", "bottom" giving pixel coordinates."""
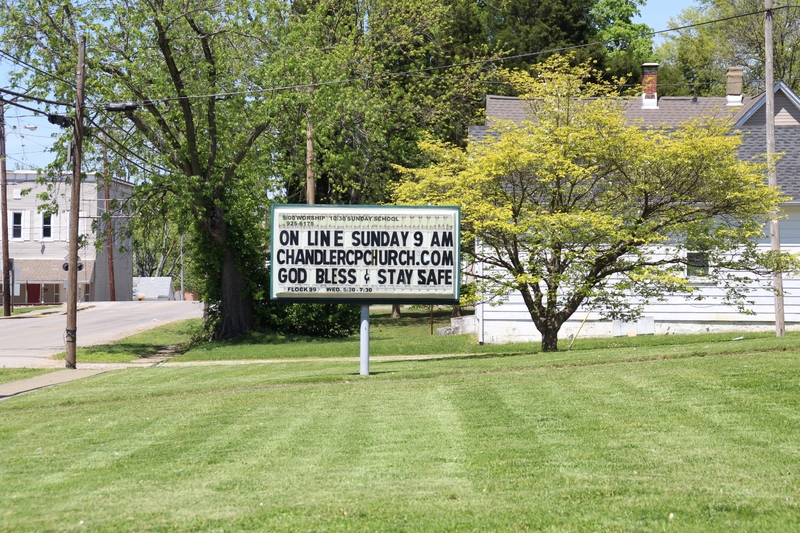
[
  {"left": 3, "top": 0, "right": 700, "bottom": 171},
  {"left": 635, "top": 0, "right": 698, "bottom": 42},
  {"left": 2, "top": 94, "right": 65, "bottom": 171}
]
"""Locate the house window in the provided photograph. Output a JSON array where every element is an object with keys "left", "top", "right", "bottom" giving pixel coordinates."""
[
  {"left": 687, "top": 251, "right": 709, "bottom": 277},
  {"left": 12, "top": 212, "right": 22, "bottom": 239},
  {"left": 42, "top": 214, "right": 52, "bottom": 239}
]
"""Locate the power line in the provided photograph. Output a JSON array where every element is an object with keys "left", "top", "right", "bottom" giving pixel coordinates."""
[
  {"left": 87, "top": 6, "right": 792, "bottom": 109},
  {"left": 0, "top": 87, "right": 73, "bottom": 108},
  {"left": 2, "top": 3, "right": 797, "bottom": 115},
  {"left": 5, "top": 1, "right": 796, "bottom": 175},
  {"left": 648, "top": 8, "right": 769, "bottom": 37},
  {"left": 0, "top": 98, "right": 49, "bottom": 117},
  {"left": 0, "top": 49, "right": 76, "bottom": 88},
  {"left": 86, "top": 115, "right": 173, "bottom": 175},
  {"left": 0, "top": 3, "right": 787, "bottom": 112}
]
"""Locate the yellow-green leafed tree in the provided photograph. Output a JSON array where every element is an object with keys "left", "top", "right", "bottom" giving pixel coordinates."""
[{"left": 395, "top": 55, "right": 796, "bottom": 352}]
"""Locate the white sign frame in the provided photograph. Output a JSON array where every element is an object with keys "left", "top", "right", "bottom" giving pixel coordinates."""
[{"left": 270, "top": 205, "right": 460, "bottom": 304}]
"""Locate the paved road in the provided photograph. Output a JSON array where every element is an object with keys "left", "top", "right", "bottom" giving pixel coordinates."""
[{"left": 0, "top": 301, "right": 203, "bottom": 368}]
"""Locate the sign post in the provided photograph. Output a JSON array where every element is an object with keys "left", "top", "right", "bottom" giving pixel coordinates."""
[
  {"left": 360, "top": 305, "right": 370, "bottom": 375},
  {"left": 270, "top": 205, "right": 461, "bottom": 375}
]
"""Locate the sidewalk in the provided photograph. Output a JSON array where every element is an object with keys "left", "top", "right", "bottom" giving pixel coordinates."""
[{"left": 0, "top": 369, "right": 110, "bottom": 401}]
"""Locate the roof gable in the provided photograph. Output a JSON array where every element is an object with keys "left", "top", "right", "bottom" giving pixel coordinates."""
[{"left": 735, "top": 81, "right": 800, "bottom": 127}]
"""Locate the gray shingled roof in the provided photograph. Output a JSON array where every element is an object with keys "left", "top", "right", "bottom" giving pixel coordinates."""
[
  {"left": 484, "top": 94, "right": 758, "bottom": 127},
  {"left": 623, "top": 97, "right": 756, "bottom": 126},
  {"left": 739, "top": 127, "right": 800, "bottom": 201},
  {"left": 476, "top": 88, "right": 800, "bottom": 203}
]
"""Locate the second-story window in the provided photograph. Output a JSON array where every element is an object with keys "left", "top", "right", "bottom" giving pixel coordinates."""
[
  {"left": 42, "top": 213, "right": 52, "bottom": 239},
  {"left": 12, "top": 212, "right": 22, "bottom": 239}
]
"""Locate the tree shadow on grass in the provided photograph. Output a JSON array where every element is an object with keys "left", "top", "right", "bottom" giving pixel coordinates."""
[{"left": 52, "top": 342, "right": 168, "bottom": 363}]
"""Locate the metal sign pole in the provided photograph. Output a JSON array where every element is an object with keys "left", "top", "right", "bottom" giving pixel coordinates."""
[{"left": 360, "top": 305, "right": 370, "bottom": 375}]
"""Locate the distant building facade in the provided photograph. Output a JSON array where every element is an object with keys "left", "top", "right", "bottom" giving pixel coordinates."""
[{"left": 1, "top": 170, "right": 133, "bottom": 304}]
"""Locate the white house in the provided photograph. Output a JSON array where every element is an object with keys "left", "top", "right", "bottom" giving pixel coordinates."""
[
  {"left": 1, "top": 170, "right": 133, "bottom": 304},
  {"left": 469, "top": 66, "right": 800, "bottom": 343}
]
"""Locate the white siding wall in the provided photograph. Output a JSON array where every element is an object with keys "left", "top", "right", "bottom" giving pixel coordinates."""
[
  {"left": 477, "top": 207, "right": 800, "bottom": 343},
  {"left": 2, "top": 171, "right": 134, "bottom": 302}
]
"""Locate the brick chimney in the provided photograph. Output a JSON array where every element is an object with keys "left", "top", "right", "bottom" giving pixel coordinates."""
[
  {"left": 641, "top": 63, "right": 659, "bottom": 109},
  {"left": 726, "top": 67, "right": 744, "bottom": 106}
]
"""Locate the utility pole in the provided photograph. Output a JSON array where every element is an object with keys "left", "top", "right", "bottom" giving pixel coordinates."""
[
  {"left": 305, "top": 109, "right": 315, "bottom": 204},
  {"left": 1, "top": 100, "right": 10, "bottom": 317},
  {"left": 0, "top": 100, "right": 11, "bottom": 317},
  {"left": 65, "top": 35, "right": 86, "bottom": 369},
  {"left": 103, "top": 138, "right": 115, "bottom": 301},
  {"left": 765, "top": 0, "right": 785, "bottom": 337}
]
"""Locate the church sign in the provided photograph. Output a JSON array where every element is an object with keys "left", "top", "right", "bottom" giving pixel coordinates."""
[{"left": 270, "top": 205, "right": 460, "bottom": 304}]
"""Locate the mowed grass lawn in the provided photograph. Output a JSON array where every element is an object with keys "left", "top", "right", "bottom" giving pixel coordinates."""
[
  {"left": 0, "top": 368, "right": 53, "bottom": 385},
  {"left": 3, "top": 338, "right": 800, "bottom": 531}
]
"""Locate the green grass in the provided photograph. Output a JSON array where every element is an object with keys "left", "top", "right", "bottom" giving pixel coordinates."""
[
  {"left": 51, "top": 319, "right": 202, "bottom": 363},
  {"left": 9, "top": 305, "right": 61, "bottom": 316},
  {"left": 55, "top": 312, "right": 800, "bottom": 366},
  {"left": 175, "top": 309, "right": 486, "bottom": 361},
  {"left": 175, "top": 322, "right": 798, "bottom": 362},
  {"left": 175, "top": 327, "right": 538, "bottom": 361},
  {"left": 0, "top": 369, "right": 53, "bottom": 385},
  {"left": 2, "top": 345, "right": 800, "bottom": 531}
]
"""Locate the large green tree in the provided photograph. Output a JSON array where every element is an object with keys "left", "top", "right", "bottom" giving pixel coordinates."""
[
  {"left": 591, "top": 0, "right": 655, "bottom": 79},
  {"left": 441, "top": 0, "right": 654, "bottom": 78},
  {"left": 656, "top": 6, "right": 727, "bottom": 96},
  {"left": 1, "top": 0, "right": 470, "bottom": 338},
  {"left": 395, "top": 56, "right": 794, "bottom": 351},
  {"left": 2, "top": 0, "right": 289, "bottom": 337},
  {"left": 273, "top": 0, "right": 493, "bottom": 205}
]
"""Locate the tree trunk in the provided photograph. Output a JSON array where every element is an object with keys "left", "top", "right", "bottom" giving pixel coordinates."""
[
  {"left": 216, "top": 245, "right": 254, "bottom": 339},
  {"left": 541, "top": 328, "right": 559, "bottom": 352},
  {"left": 203, "top": 204, "right": 255, "bottom": 339},
  {"left": 451, "top": 305, "right": 462, "bottom": 317},
  {"left": 517, "top": 285, "right": 562, "bottom": 352},
  {"left": 391, "top": 304, "right": 402, "bottom": 318}
]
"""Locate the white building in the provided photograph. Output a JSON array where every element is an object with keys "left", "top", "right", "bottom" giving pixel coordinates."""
[
  {"left": 1, "top": 170, "right": 133, "bottom": 304},
  {"left": 469, "top": 66, "right": 800, "bottom": 343}
]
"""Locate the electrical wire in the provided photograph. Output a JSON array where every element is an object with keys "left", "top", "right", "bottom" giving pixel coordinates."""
[
  {"left": 3, "top": 1, "right": 798, "bottom": 174},
  {"left": 86, "top": 114, "right": 173, "bottom": 175},
  {"left": 0, "top": 49, "right": 76, "bottom": 88},
  {"left": 82, "top": 5, "right": 797, "bottom": 109},
  {"left": 0, "top": 3, "right": 792, "bottom": 110},
  {"left": 11, "top": 107, "right": 28, "bottom": 161},
  {"left": 0, "top": 98, "right": 49, "bottom": 117},
  {"left": 0, "top": 87, "right": 73, "bottom": 107},
  {"left": 649, "top": 4, "right": 800, "bottom": 38}
]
